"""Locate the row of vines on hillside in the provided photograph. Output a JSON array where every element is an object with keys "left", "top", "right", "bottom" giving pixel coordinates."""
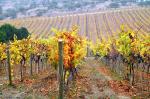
[
  {"left": 92, "top": 25, "right": 150, "bottom": 97},
  {"left": 0, "top": 8, "right": 150, "bottom": 40},
  {"left": 0, "top": 24, "right": 87, "bottom": 86}
]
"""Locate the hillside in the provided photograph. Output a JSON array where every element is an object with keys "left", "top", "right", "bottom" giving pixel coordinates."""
[
  {"left": 0, "top": 7, "right": 150, "bottom": 43},
  {"left": 1, "top": 0, "right": 150, "bottom": 20}
]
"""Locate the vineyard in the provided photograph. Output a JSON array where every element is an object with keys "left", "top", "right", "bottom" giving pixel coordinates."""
[
  {"left": 0, "top": 7, "right": 150, "bottom": 42},
  {"left": 0, "top": 7, "right": 150, "bottom": 99}
]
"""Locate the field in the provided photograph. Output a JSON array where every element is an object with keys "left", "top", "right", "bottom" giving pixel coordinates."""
[
  {"left": 0, "top": 7, "right": 150, "bottom": 42},
  {"left": 0, "top": 7, "right": 150, "bottom": 99}
]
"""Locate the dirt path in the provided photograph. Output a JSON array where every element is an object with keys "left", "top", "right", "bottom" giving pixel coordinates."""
[
  {"left": 0, "top": 57, "right": 131, "bottom": 99},
  {"left": 74, "top": 57, "right": 131, "bottom": 99}
]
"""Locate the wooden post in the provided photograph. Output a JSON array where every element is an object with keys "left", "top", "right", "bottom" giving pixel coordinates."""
[
  {"left": 20, "top": 63, "right": 23, "bottom": 82},
  {"left": 86, "top": 39, "right": 90, "bottom": 57},
  {"left": 30, "top": 54, "right": 33, "bottom": 76},
  {"left": 58, "top": 39, "right": 64, "bottom": 99},
  {"left": 6, "top": 43, "right": 12, "bottom": 86},
  {"left": 0, "top": 84, "right": 2, "bottom": 95},
  {"left": 86, "top": 45, "right": 88, "bottom": 57}
]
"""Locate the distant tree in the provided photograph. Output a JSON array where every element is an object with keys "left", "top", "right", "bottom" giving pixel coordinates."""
[
  {"left": 109, "top": 3, "right": 119, "bottom": 8},
  {"left": 0, "top": 24, "right": 17, "bottom": 43},
  {"left": 30, "top": 3, "right": 36, "bottom": 9},
  {"left": 82, "top": 2, "right": 89, "bottom": 6},
  {"left": 98, "top": 0, "right": 106, "bottom": 3},
  {"left": 65, "top": 1, "right": 76, "bottom": 11},
  {"left": 67, "top": 5, "right": 75, "bottom": 11},
  {"left": 48, "top": 1, "right": 58, "bottom": 9},
  {"left": 138, "top": 1, "right": 150, "bottom": 6},
  {"left": 75, "top": 3, "right": 82, "bottom": 8},
  {"left": 0, "top": 24, "right": 30, "bottom": 42},
  {"left": 0, "top": 15, "right": 5, "bottom": 20},
  {"left": 4, "top": 9, "right": 17, "bottom": 19},
  {"left": 42, "top": 0, "right": 50, "bottom": 6},
  {"left": 0, "top": 6, "right": 2, "bottom": 14},
  {"left": 18, "top": 7, "right": 26, "bottom": 14},
  {"left": 16, "top": 27, "right": 30, "bottom": 40},
  {"left": 0, "top": 31, "right": 6, "bottom": 42},
  {"left": 120, "top": 1, "right": 127, "bottom": 6}
]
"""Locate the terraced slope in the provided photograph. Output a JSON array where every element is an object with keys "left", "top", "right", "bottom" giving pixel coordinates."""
[{"left": 0, "top": 7, "right": 150, "bottom": 43}]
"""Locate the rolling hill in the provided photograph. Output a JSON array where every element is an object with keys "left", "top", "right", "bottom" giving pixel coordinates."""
[{"left": 0, "top": 7, "right": 150, "bottom": 43}]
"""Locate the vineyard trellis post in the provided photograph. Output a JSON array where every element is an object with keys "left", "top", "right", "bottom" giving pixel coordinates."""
[
  {"left": 6, "top": 42, "right": 12, "bottom": 86},
  {"left": 86, "top": 39, "right": 90, "bottom": 57},
  {"left": 58, "top": 39, "right": 64, "bottom": 99},
  {"left": 0, "top": 84, "right": 2, "bottom": 95},
  {"left": 30, "top": 54, "right": 33, "bottom": 76}
]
